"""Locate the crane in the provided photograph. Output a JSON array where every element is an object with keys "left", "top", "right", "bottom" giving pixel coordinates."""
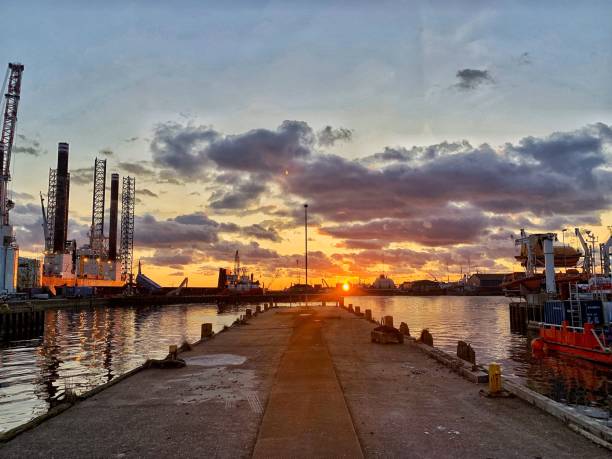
[
  {"left": 40, "top": 191, "right": 50, "bottom": 251},
  {"left": 600, "top": 226, "right": 612, "bottom": 277},
  {"left": 575, "top": 228, "right": 593, "bottom": 275},
  {"left": 0, "top": 63, "right": 24, "bottom": 294}
]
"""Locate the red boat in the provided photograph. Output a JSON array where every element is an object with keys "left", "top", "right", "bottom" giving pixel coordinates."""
[{"left": 532, "top": 322, "right": 612, "bottom": 365}]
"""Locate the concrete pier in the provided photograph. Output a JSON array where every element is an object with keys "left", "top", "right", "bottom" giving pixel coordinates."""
[{"left": 1, "top": 307, "right": 608, "bottom": 458}]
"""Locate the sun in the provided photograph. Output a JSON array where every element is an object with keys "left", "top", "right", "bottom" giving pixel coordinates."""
[{"left": 342, "top": 282, "right": 350, "bottom": 292}]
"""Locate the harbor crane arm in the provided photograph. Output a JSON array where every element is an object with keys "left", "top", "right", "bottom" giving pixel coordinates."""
[
  {"left": 40, "top": 191, "right": 49, "bottom": 249},
  {"left": 0, "top": 63, "right": 24, "bottom": 226},
  {"left": 574, "top": 228, "right": 592, "bottom": 275}
]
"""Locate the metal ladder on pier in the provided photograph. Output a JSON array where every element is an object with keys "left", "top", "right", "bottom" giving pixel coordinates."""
[{"left": 568, "top": 283, "right": 582, "bottom": 327}]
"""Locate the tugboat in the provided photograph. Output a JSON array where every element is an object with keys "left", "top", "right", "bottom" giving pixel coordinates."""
[
  {"left": 509, "top": 229, "right": 612, "bottom": 365},
  {"left": 217, "top": 250, "right": 263, "bottom": 294}
]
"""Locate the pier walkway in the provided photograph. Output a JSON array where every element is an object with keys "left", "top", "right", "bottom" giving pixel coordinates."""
[{"left": 1, "top": 307, "right": 608, "bottom": 458}]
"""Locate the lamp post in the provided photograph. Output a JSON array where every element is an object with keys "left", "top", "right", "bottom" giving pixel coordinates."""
[
  {"left": 562, "top": 228, "right": 567, "bottom": 273},
  {"left": 304, "top": 204, "right": 308, "bottom": 286}
]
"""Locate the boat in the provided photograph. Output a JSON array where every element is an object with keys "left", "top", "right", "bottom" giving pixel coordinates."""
[
  {"left": 510, "top": 228, "right": 612, "bottom": 365},
  {"left": 217, "top": 250, "right": 262, "bottom": 295}
]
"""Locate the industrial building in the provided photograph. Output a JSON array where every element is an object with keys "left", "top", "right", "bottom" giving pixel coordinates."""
[{"left": 41, "top": 144, "right": 136, "bottom": 290}]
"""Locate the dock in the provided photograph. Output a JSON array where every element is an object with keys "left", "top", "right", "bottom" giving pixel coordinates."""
[{"left": 1, "top": 305, "right": 609, "bottom": 458}]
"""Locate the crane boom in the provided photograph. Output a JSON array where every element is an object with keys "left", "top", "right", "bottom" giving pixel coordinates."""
[
  {"left": 40, "top": 191, "right": 49, "bottom": 250},
  {"left": 574, "top": 228, "right": 592, "bottom": 275},
  {"left": 0, "top": 63, "right": 24, "bottom": 226}
]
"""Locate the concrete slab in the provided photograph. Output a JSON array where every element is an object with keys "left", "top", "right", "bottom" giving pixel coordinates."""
[
  {"left": 252, "top": 313, "right": 363, "bottom": 458},
  {"left": 322, "top": 310, "right": 609, "bottom": 458}
]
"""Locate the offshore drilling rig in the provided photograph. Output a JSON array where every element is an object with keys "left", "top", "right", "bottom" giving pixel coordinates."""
[
  {"left": 41, "top": 146, "right": 136, "bottom": 289},
  {"left": 0, "top": 63, "right": 25, "bottom": 294}
]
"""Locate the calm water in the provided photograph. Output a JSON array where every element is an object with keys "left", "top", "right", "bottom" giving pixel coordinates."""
[
  {"left": 0, "top": 303, "right": 246, "bottom": 433},
  {"left": 1, "top": 297, "right": 611, "bottom": 433}
]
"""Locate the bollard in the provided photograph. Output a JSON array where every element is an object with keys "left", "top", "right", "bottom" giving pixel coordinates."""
[
  {"left": 169, "top": 344, "right": 178, "bottom": 360},
  {"left": 383, "top": 315, "right": 394, "bottom": 328},
  {"left": 419, "top": 329, "right": 433, "bottom": 346},
  {"left": 245, "top": 308, "right": 252, "bottom": 318},
  {"left": 264, "top": 303, "right": 269, "bottom": 311},
  {"left": 365, "top": 309, "right": 372, "bottom": 321},
  {"left": 201, "top": 323, "right": 213, "bottom": 339},
  {"left": 489, "top": 363, "right": 502, "bottom": 394},
  {"left": 399, "top": 322, "right": 410, "bottom": 336},
  {"left": 348, "top": 303, "right": 354, "bottom": 312},
  {"left": 355, "top": 306, "right": 360, "bottom": 315},
  {"left": 256, "top": 305, "right": 261, "bottom": 314},
  {"left": 339, "top": 297, "right": 344, "bottom": 307}
]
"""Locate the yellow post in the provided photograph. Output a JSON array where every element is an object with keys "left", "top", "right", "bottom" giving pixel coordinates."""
[
  {"left": 489, "top": 363, "right": 502, "bottom": 394},
  {"left": 169, "top": 344, "right": 178, "bottom": 360}
]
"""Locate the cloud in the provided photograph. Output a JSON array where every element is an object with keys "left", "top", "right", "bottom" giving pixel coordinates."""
[
  {"left": 150, "top": 120, "right": 315, "bottom": 180},
  {"left": 317, "top": 126, "right": 353, "bottom": 147},
  {"left": 124, "top": 137, "right": 139, "bottom": 143},
  {"left": 14, "top": 134, "right": 45, "bottom": 156},
  {"left": 100, "top": 149, "right": 114, "bottom": 157},
  {"left": 283, "top": 123, "right": 612, "bottom": 223},
  {"left": 69, "top": 166, "right": 94, "bottom": 186},
  {"left": 139, "top": 188, "right": 158, "bottom": 198},
  {"left": 455, "top": 69, "right": 493, "bottom": 90},
  {"left": 209, "top": 180, "right": 267, "bottom": 209},
  {"left": 518, "top": 52, "right": 531, "bottom": 65},
  {"left": 118, "top": 162, "right": 156, "bottom": 178},
  {"left": 12, "top": 191, "right": 35, "bottom": 202}
]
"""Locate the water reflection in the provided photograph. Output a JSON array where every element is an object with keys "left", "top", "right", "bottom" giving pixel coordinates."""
[
  {"left": 347, "top": 295, "right": 612, "bottom": 422},
  {"left": 0, "top": 303, "right": 245, "bottom": 433}
]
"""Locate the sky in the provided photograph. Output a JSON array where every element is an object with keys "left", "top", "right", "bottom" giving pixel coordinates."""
[{"left": 1, "top": 0, "right": 611, "bottom": 287}]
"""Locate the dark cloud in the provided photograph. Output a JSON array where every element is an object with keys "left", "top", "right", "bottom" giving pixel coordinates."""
[
  {"left": 124, "top": 137, "right": 139, "bottom": 143},
  {"left": 150, "top": 120, "right": 314, "bottom": 180},
  {"left": 100, "top": 149, "right": 114, "bottom": 157},
  {"left": 14, "top": 134, "right": 44, "bottom": 156},
  {"left": 150, "top": 122, "right": 219, "bottom": 178},
  {"left": 118, "top": 162, "right": 156, "bottom": 178},
  {"left": 518, "top": 52, "right": 531, "bottom": 65},
  {"left": 69, "top": 166, "right": 94, "bottom": 186},
  {"left": 284, "top": 123, "right": 612, "bottom": 223},
  {"left": 139, "top": 188, "right": 158, "bottom": 198},
  {"left": 361, "top": 141, "right": 472, "bottom": 164},
  {"left": 209, "top": 181, "right": 266, "bottom": 209},
  {"left": 142, "top": 249, "right": 194, "bottom": 267},
  {"left": 455, "top": 69, "right": 493, "bottom": 90},
  {"left": 317, "top": 126, "right": 353, "bottom": 147},
  {"left": 320, "top": 209, "right": 498, "bottom": 247}
]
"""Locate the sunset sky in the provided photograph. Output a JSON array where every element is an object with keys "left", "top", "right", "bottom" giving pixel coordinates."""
[{"left": 2, "top": 1, "right": 611, "bottom": 287}]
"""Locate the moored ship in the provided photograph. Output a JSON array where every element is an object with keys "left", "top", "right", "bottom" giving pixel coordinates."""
[{"left": 507, "top": 228, "right": 612, "bottom": 364}]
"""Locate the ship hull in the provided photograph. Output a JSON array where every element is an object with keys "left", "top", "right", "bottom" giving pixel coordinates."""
[{"left": 535, "top": 322, "right": 612, "bottom": 365}]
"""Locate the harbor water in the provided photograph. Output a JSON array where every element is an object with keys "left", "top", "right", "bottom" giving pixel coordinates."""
[{"left": 1, "top": 296, "right": 611, "bottom": 433}]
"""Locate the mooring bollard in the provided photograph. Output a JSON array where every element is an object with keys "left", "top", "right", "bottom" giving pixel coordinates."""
[
  {"left": 339, "top": 297, "right": 344, "bottom": 307},
  {"left": 245, "top": 308, "right": 252, "bottom": 318},
  {"left": 383, "top": 315, "right": 394, "bottom": 328},
  {"left": 489, "top": 363, "right": 502, "bottom": 394},
  {"left": 201, "top": 323, "right": 213, "bottom": 339},
  {"left": 355, "top": 306, "right": 360, "bottom": 315},
  {"left": 365, "top": 309, "right": 372, "bottom": 321},
  {"left": 169, "top": 344, "right": 178, "bottom": 360},
  {"left": 399, "top": 322, "right": 410, "bottom": 336},
  {"left": 348, "top": 303, "right": 354, "bottom": 312},
  {"left": 256, "top": 305, "right": 261, "bottom": 314},
  {"left": 419, "top": 329, "right": 433, "bottom": 346}
]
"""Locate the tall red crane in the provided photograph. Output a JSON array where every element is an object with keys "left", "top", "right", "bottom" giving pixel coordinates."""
[{"left": 0, "top": 62, "right": 24, "bottom": 293}]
